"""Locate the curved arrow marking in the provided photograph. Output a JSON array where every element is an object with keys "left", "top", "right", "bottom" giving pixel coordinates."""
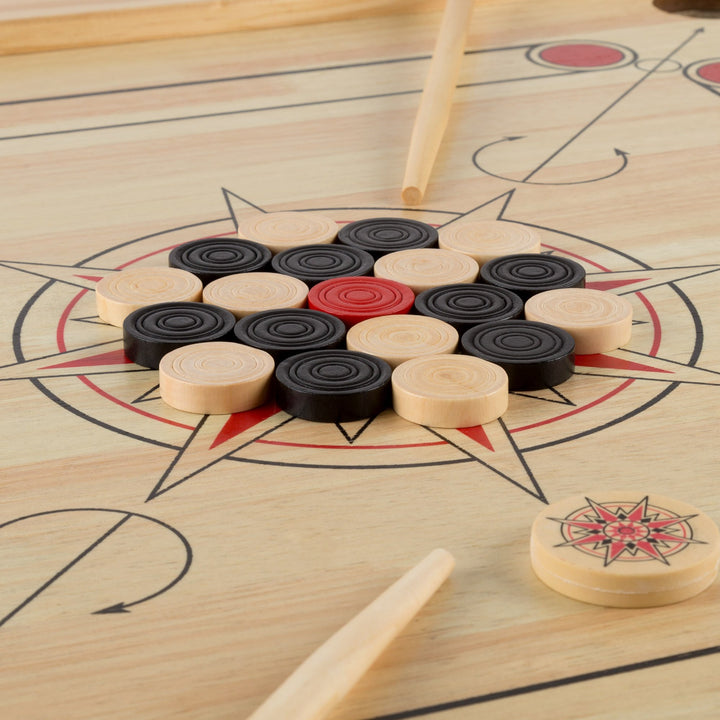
[
  {"left": 0, "top": 508, "right": 193, "bottom": 626},
  {"left": 472, "top": 29, "right": 702, "bottom": 187},
  {"left": 472, "top": 137, "right": 630, "bottom": 185}
]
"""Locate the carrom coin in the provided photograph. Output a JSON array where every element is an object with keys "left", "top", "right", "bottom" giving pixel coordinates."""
[{"left": 531, "top": 493, "right": 720, "bottom": 607}]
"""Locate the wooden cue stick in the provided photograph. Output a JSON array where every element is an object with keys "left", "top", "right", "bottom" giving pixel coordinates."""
[
  {"left": 247, "top": 548, "right": 455, "bottom": 720},
  {"left": 401, "top": 0, "right": 475, "bottom": 205}
]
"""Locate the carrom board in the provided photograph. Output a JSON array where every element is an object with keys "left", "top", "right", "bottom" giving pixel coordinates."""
[{"left": 1, "top": 1, "right": 719, "bottom": 718}]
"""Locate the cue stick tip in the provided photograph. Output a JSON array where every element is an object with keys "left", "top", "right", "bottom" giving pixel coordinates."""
[
  {"left": 400, "top": 0, "right": 474, "bottom": 207},
  {"left": 247, "top": 547, "right": 455, "bottom": 720},
  {"left": 401, "top": 185, "right": 424, "bottom": 206}
]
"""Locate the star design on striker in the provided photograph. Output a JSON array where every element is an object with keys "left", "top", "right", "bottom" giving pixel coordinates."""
[{"left": 550, "top": 496, "right": 705, "bottom": 566}]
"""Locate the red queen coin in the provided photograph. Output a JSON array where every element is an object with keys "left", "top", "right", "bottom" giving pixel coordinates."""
[{"left": 308, "top": 276, "right": 415, "bottom": 327}]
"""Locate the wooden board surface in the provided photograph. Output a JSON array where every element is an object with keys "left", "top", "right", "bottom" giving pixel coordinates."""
[
  {"left": 0, "top": 0, "right": 445, "bottom": 56},
  {"left": 1, "top": 1, "right": 720, "bottom": 718}
]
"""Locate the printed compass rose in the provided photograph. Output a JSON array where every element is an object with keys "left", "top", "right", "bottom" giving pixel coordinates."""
[
  {"left": 2, "top": 188, "right": 720, "bottom": 504},
  {"left": 552, "top": 496, "right": 705, "bottom": 566}
]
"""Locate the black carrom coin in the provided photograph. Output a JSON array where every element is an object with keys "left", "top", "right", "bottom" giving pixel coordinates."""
[
  {"left": 233, "top": 308, "right": 346, "bottom": 361},
  {"left": 479, "top": 253, "right": 585, "bottom": 301},
  {"left": 124, "top": 301, "right": 237, "bottom": 368},
  {"left": 414, "top": 283, "right": 524, "bottom": 331},
  {"left": 461, "top": 319, "right": 575, "bottom": 390},
  {"left": 169, "top": 237, "right": 272, "bottom": 285},
  {"left": 337, "top": 217, "right": 438, "bottom": 258},
  {"left": 271, "top": 244, "right": 374, "bottom": 286},
  {"left": 275, "top": 349, "right": 392, "bottom": 422}
]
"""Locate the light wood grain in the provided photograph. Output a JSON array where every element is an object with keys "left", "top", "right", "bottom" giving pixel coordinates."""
[
  {"left": 158, "top": 341, "right": 274, "bottom": 414},
  {"left": 346, "top": 315, "right": 459, "bottom": 368},
  {"left": 95, "top": 266, "right": 203, "bottom": 326},
  {"left": 202, "top": 272, "right": 309, "bottom": 318},
  {"left": 237, "top": 211, "right": 339, "bottom": 254},
  {"left": 524, "top": 288, "right": 634, "bottom": 354},
  {"left": 0, "top": 3, "right": 719, "bottom": 720},
  {"left": 438, "top": 219, "right": 542, "bottom": 265},
  {"left": 373, "top": 247, "right": 479, "bottom": 293},
  {"left": 0, "top": 0, "right": 445, "bottom": 55},
  {"left": 392, "top": 354, "right": 509, "bottom": 427}
]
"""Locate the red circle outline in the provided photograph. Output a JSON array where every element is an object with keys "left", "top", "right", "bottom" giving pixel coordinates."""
[{"left": 55, "top": 237, "right": 663, "bottom": 440}]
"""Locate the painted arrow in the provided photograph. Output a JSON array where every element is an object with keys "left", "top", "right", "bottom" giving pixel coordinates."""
[
  {"left": 0, "top": 508, "right": 192, "bottom": 626},
  {"left": 472, "top": 136, "right": 630, "bottom": 185}
]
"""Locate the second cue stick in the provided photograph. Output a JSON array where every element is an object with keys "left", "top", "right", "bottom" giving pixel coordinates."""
[
  {"left": 247, "top": 548, "right": 455, "bottom": 720},
  {"left": 401, "top": 0, "right": 474, "bottom": 205}
]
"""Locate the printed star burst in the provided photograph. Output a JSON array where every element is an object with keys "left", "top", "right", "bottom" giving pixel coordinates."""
[{"left": 551, "top": 496, "right": 705, "bottom": 566}]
